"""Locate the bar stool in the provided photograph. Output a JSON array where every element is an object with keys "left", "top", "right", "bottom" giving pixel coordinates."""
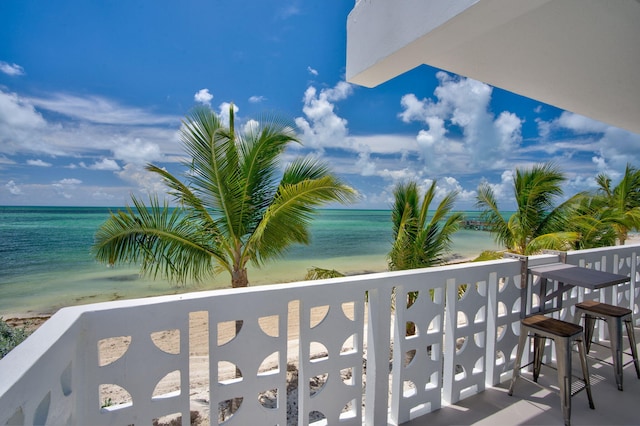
[
  {"left": 509, "top": 314, "right": 594, "bottom": 426},
  {"left": 575, "top": 300, "right": 640, "bottom": 390}
]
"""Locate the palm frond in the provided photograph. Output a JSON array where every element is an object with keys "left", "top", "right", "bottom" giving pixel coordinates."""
[
  {"left": 247, "top": 158, "right": 356, "bottom": 266},
  {"left": 92, "top": 196, "right": 229, "bottom": 285}
]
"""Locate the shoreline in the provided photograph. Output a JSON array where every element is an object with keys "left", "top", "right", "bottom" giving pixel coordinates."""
[
  {"left": 7, "top": 235, "right": 640, "bottom": 324},
  {"left": 2, "top": 256, "right": 480, "bottom": 323}
]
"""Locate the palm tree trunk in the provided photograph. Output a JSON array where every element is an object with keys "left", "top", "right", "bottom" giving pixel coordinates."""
[{"left": 232, "top": 268, "right": 248, "bottom": 288}]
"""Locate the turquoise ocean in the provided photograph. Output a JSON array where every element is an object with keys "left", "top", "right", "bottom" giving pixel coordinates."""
[{"left": 0, "top": 207, "right": 502, "bottom": 317}]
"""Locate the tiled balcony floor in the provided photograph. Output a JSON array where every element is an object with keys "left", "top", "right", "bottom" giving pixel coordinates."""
[{"left": 406, "top": 328, "right": 640, "bottom": 425}]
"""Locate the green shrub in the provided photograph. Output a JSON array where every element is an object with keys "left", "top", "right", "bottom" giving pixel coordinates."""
[{"left": 0, "top": 318, "right": 31, "bottom": 359}]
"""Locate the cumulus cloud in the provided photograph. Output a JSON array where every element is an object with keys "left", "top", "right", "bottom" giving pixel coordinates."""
[
  {"left": 295, "top": 81, "right": 353, "bottom": 150},
  {"left": 399, "top": 72, "right": 523, "bottom": 172},
  {"left": 117, "top": 163, "right": 166, "bottom": 194},
  {"left": 556, "top": 111, "right": 608, "bottom": 134},
  {"left": 26, "top": 159, "right": 52, "bottom": 167},
  {"left": 112, "top": 137, "right": 162, "bottom": 165},
  {"left": 478, "top": 169, "right": 515, "bottom": 207},
  {"left": 307, "top": 66, "right": 319, "bottom": 76},
  {"left": 5, "top": 180, "right": 22, "bottom": 195},
  {"left": 52, "top": 178, "right": 82, "bottom": 199},
  {"left": 194, "top": 89, "right": 213, "bottom": 106},
  {"left": 355, "top": 151, "right": 376, "bottom": 176},
  {"left": 243, "top": 119, "right": 260, "bottom": 135},
  {"left": 0, "top": 61, "right": 25, "bottom": 76}
]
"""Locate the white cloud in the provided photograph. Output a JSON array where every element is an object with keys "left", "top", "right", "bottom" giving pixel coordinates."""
[
  {"left": 399, "top": 72, "right": 523, "bottom": 172},
  {"left": 27, "top": 93, "right": 179, "bottom": 126},
  {"left": 307, "top": 66, "right": 319, "bottom": 76},
  {"left": 479, "top": 169, "right": 515, "bottom": 207},
  {"left": 194, "top": 89, "right": 213, "bottom": 106},
  {"left": 91, "top": 190, "right": 116, "bottom": 201},
  {"left": 58, "top": 178, "right": 82, "bottom": 185},
  {"left": 350, "top": 134, "right": 417, "bottom": 155},
  {"left": 26, "top": 159, "right": 52, "bottom": 167},
  {"left": 0, "top": 88, "right": 182, "bottom": 162},
  {"left": 5, "top": 180, "right": 22, "bottom": 195},
  {"left": 248, "top": 95, "right": 265, "bottom": 103},
  {"left": 556, "top": 112, "right": 608, "bottom": 134},
  {"left": 0, "top": 90, "right": 47, "bottom": 129},
  {"left": 536, "top": 111, "right": 640, "bottom": 173},
  {"left": 0, "top": 61, "right": 25, "bottom": 76},
  {"left": 355, "top": 151, "right": 376, "bottom": 176},
  {"left": 378, "top": 167, "right": 420, "bottom": 183},
  {"left": 295, "top": 81, "right": 353, "bottom": 150},
  {"left": 117, "top": 163, "right": 166, "bottom": 194},
  {"left": 85, "top": 158, "right": 121, "bottom": 171},
  {"left": 243, "top": 119, "right": 260, "bottom": 135},
  {"left": 399, "top": 94, "right": 428, "bottom": 123},
  {"left": 52, "top": 178, "right": 82, "bottom": 200},
  {"left": 112, "top": 137, "right": 162, "bottom": 165}
]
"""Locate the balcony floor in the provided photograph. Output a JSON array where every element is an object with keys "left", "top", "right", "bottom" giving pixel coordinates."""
[{"left": 406, "top": 328, "right": 640, "bottom": 425}]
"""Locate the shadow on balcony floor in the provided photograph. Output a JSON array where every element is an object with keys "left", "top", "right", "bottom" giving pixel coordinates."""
[{"left": 405, "top": 332, "right": 640, "bottom": 426}]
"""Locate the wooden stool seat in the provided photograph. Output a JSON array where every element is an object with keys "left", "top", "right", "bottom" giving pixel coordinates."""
[
  {"left": 575, "top": 301, "right": 640, "bottom": 391},
  {"left": 510, "top": 315, "right": 594, "bottom": 426},
  {"left": 576, "top": 300, "right": 631, "bottom": 318},
  {"left": 522, "top": 315, "right": 583, "bottom": 337}
]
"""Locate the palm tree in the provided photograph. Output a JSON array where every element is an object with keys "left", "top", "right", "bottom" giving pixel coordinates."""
[
  {"left": 475, "top": 162, "right": 579, "bottom": 255},
  {"left": 562, "top": 193, "right": 618, "bottom": 249},
  {"left": 93, "top": 105, "right": 357, "bottom": 288},
  {"left": 388, "top": 180, "right": 463, "bottom": 270},
  {"left": 594, "top": 164, "right": 640, "bottom": 245}
]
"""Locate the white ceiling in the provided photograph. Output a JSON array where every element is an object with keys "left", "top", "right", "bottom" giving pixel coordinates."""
[{"left": 347, "top": 0, "right": 640, "bottom": 134}]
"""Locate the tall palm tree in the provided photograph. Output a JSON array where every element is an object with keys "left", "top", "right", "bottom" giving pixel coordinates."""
[
  {"left": 594, "top": 164, "right": 640, "bottom": 245},
  {"left": 475, "top": 162, "right": 579, "bottom": 255},
  {"left": 93, "top": 105, "right": 357, "bottom": 288},
  {"left": 389, "top": 180, "right": 463, "bottom": 270}
]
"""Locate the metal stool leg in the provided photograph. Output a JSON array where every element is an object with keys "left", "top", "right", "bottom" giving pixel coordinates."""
[
  {"left": 605, "top": 316, "right": 625, "bottom": 390},
  {"left": 554, "top": 336, "right": 572, "bottom": 426},
  {"left": 582, "top": 313, "right": 596, "bottom": 353},
  {"left": 533, "top": 334, "right": 545, "bottom": 382},
  {"left": 509, "top": 329, "right": 528, "bottom": 396},
  {"left": 577, "top": 337, "right": 595, "bottom": 410},
  {"left": 624, "top": 318, "right": 640, "bottom": 379}
]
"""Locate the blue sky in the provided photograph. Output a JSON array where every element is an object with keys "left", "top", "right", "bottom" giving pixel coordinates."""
[{"left": 1, "top": 1, "right": 639, "bottom": 210}]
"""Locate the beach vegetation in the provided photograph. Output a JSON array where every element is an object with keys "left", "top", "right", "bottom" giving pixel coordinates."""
[
  {"left": 561, "top": 192, "right": 618, "bottom": 249},
  {"left": 0, "top": 318, "right": 30, "bottom": 359},
  {"left": 592, "top": 164, "right": 640, "bottom": 245},
  {"left": 472, "top": 250, "right": 504, "bottom": 262},
  {"left": 476, "top": 162, "right": 580, "bottom": 255},
  {"left": 92, "top": 105, "right": 356, "bottom": 288},
  {"left": 305, "top": 266, "right": 345, "bottom": 280},
  {"left": 388, "top": 179, "right": 463, "bottom": 270}
]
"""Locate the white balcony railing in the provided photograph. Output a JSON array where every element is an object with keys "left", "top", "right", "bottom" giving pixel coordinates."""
[{"left": 1, "top": 245, "right": 638, "bottom": 425}]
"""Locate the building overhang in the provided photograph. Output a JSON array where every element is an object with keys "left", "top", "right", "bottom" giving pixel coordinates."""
[{"left": 346, "top": 0, "right": 640, "bottom": 134}]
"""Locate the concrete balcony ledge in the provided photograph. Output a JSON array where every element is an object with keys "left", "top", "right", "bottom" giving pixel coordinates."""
[{"left": 1, "top": 245, "right": 639, "bottom": 425}]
